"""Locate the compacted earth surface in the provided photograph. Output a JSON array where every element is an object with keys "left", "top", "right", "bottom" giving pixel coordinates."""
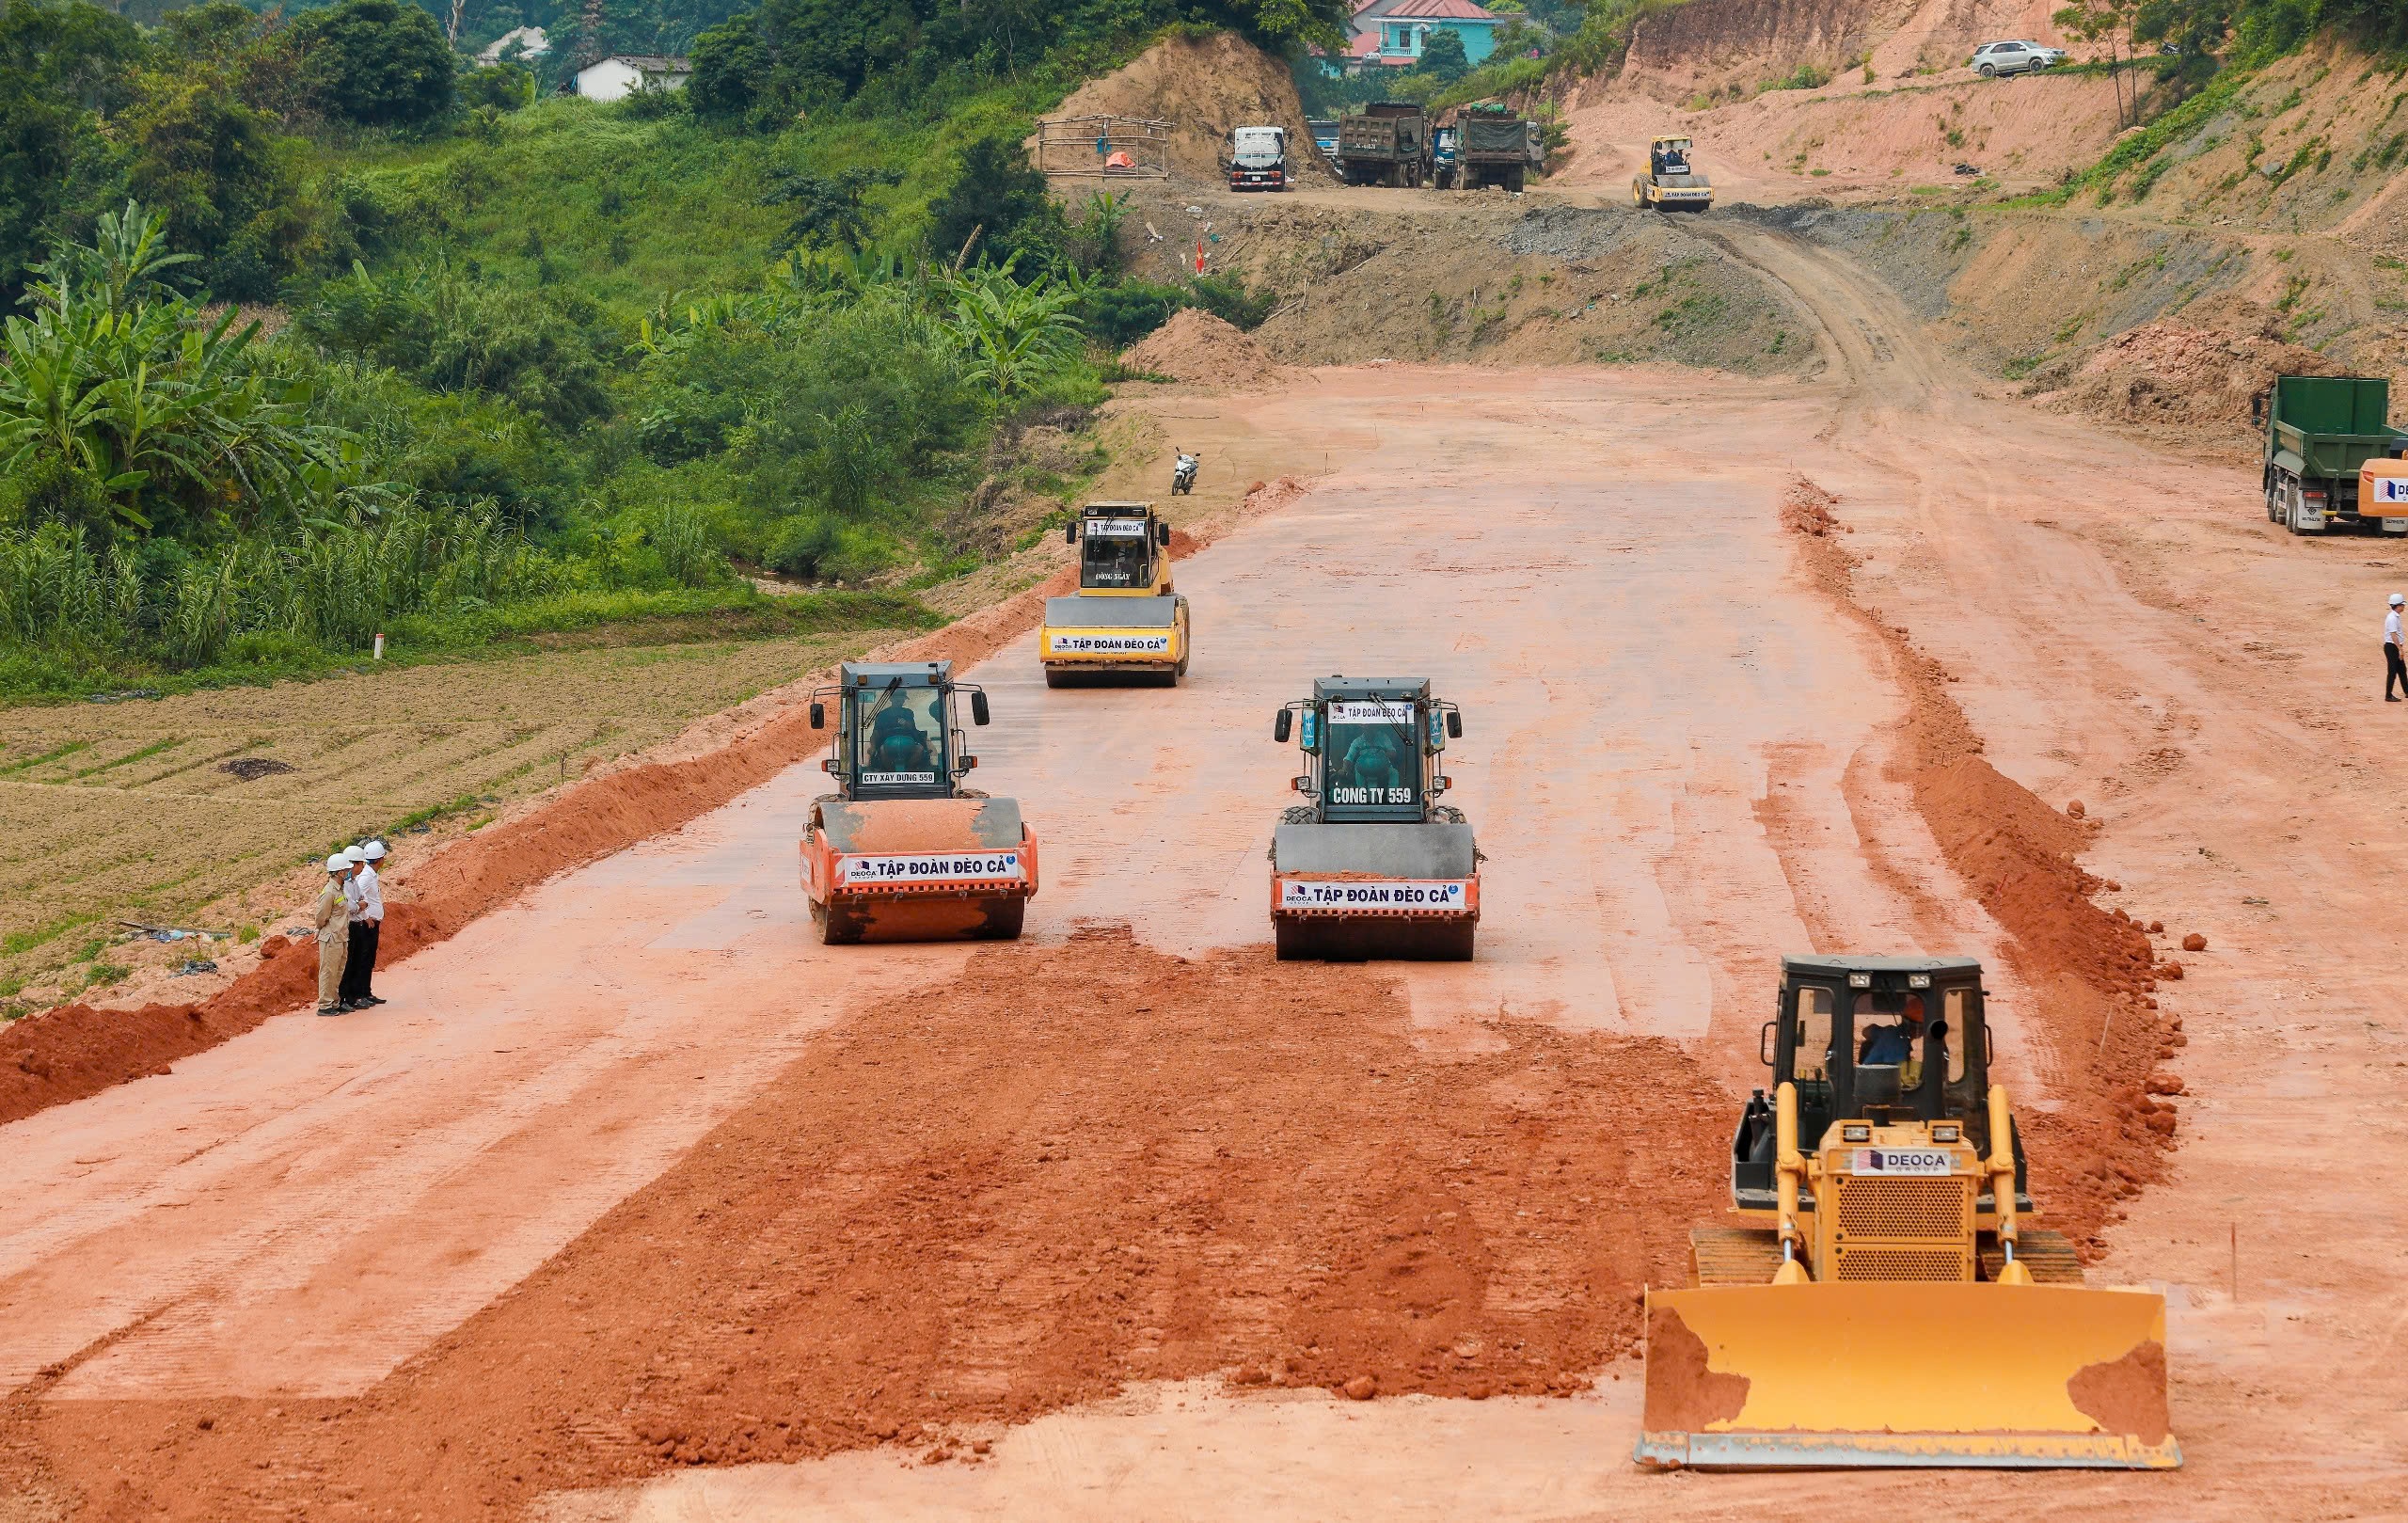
[{"left": 4, "top": 214, "right": 2406, "bottom": 1520}]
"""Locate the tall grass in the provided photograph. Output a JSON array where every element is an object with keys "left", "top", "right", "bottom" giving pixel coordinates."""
[{"left": 0, "top": 505, "right": 569, "bottom": 669}]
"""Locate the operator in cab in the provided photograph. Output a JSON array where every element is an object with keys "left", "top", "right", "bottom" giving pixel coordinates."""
[{"left": 1858, "top": 993, "right": 1936, "bottom": 1089}]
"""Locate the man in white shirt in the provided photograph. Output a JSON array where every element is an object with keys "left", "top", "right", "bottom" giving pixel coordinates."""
[
  {"left": 340, "top": 842, "right": 388, "bottom": 1009},
  {"left": 2388, "top": 594, "right": 2405, "bottom": 703}
]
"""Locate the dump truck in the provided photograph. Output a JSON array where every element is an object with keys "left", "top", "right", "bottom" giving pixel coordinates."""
[
  {"left": 1636, "top": 955, "right": 2180, "bottom": 1471},
  {"left": 1038, "top": 500, "right": 1190, "bottom": 687},
  {"left": 1228, "top": 124, "right": 1289, "bottom": 191},
  {"left": 1267, "top": 677, "right": 1476, "bottom": 960},
  {"left": 1337, "top": 103, "right": 1428, "bottom": 187},
  {"left": 799, "top": 660, "right": 1038, "bottom": 944},
  {"left": 1454, "top": 103, "right": 1534, "bottom": 192},
  {"left": 2255, "top": 373, "right": 2408, "bottom": 534},
  {"left": 1632, "top": 135, "right": 1713, "bottom": 211}
]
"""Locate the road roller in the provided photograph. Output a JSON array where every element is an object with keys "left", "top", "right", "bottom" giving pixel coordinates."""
[
  {"left": 1636, "top": 955, "right": 2180, "bottom": 1471},
  {"left": 1266, "top": 675, "right": 1477, "bottom": 960},
  {"left": 1038, "top": 500, "right": 1191, "bottom": 688},
  {"left": 798, "top": 660, "right": 1038, "bottom": 944}
]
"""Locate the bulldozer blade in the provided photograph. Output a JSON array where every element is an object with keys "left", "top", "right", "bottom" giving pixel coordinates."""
[
  {"left": 1636, "top": 1281, "right": 2180, "bottom": 1470},
  {"left": 807, "top": 797, "right": 1036, "bottom": 944}
]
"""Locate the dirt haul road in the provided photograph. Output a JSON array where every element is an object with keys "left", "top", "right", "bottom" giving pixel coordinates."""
[{"left": 5, "top": 230, "right": 2407, "bottom": 1519}]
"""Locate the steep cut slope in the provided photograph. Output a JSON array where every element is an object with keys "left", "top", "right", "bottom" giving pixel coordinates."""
[{"left": 1038, "top": 32, "right": 1326, "bottom": 184}]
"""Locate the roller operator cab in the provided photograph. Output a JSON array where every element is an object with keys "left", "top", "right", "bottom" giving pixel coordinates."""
[
  {"left": 1038, "top": 501, "right": 1191, "bottom": 687},
  {"left": 1633, "top": 135, "right": 1713, "bottom": 211},
  {"left": 1636, "top": 955, "right": 2179, "bottom": 1472},
  {"left": 1266, "top": 677, "right": 1478, "bottom": 960},
  {"left": 798, "top": 660, "right": 1038, "bottom": 944}
]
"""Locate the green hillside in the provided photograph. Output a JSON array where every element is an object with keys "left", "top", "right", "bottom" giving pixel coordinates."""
[{"left": 0, "top": 0, "right": 1334, "bottom": 702}]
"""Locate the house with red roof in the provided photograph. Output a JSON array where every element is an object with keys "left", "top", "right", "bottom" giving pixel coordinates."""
[{"left": 1327, "top": 0, "right": 1504, "bottom": 71}]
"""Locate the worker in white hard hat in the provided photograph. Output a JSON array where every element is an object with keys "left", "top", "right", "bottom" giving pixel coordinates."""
[
  {"left": 314, "top": 855, "right": 352, "bottom": 1016},
  {"left": 341, "top": 840, "right": 388, "bottom": 1009},
  {"left": 2386, "top": 593, "right": 2405, "bottom": 703}
]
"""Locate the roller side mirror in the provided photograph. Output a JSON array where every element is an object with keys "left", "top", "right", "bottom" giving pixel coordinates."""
[
  {"left": 1274, "top": 709, "right": 1292, "bottom": 743},
  {"left": 809, "top": 702, "right": 825, "bottom": 729},
  {"left": 971, "top": 690, "right": 990, "bottom": 726},
  {"left": 1065, "top": 520, "right": 1079, "bottom": 545},
  {"left": 1446, "top": 710, "right": 1463, "bottom": 738},
  {"left": 1157, "top": 520, "right": 1172, "bottom": 547}
]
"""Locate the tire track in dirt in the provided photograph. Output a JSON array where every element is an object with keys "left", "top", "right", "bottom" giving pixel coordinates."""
[
  {"left": 1780, "top": 478, "right": 2182, "bottom": 1253},
  {"left": 6, "top": 927, "right": 1726, "bottom": 1521}
]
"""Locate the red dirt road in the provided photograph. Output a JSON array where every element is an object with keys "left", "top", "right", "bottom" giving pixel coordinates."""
[{"left": 4, "top": 224, "right": 2406, "bottom": 1519}]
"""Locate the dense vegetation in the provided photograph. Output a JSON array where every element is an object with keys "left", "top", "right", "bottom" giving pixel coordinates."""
[{"left": 0, "top": 0, "right": 1305, "bottom": 702}]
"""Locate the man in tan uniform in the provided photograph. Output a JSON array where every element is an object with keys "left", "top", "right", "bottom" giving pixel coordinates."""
[{"left": 315, "top": 854, "right": 353, "bottom": 1016}]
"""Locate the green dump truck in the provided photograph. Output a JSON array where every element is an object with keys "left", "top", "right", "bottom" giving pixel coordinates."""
[
  {"left": 2257, "top": 374, "right": 2408, "bottom": 535},
  {"left": 1455, "top": 103, "right": 1538, "bottom": 192}
]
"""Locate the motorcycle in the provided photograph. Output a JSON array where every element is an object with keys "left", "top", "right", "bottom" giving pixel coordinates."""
[{"left": 1171, "top": 451, "right": 1199, "bottom": 496}]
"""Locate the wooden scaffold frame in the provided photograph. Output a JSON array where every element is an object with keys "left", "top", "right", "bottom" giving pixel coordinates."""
[{"left": 1033, "top": 115, "right": 1171, "bottom": 179}]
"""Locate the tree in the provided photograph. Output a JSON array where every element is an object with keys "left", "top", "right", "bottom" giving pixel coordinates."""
[
  {"left": 762, "top": 166, "right": 903, "bottom": 254},
  {"left": 927, "top": 135, "right": 1054, "bottom": 269},
  {"left": 689, "top": 10, "right": 770, "bottom": 120},
  {"left": 940, "top": 262, "right": 1085, "bottom": 398},
  {"left": 293, "top": 0, "right": 456, "bottom": 129},
  {"left": 119, "top": 69, "right": 298, "bottom": 296},
  {"left": 0, "top": 0, "right": 149, "bottom": 304},
  {"left": 1415, "top": 26, "right": 1470, "bottom": 82},
  {"left": 2054, "top": 0, "right": 2137, "bottom": 126}
]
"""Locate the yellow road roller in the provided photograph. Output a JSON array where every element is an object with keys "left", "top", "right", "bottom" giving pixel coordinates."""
[{"left": 1038, "top": 500, "right": 1190, "bottom": 688}]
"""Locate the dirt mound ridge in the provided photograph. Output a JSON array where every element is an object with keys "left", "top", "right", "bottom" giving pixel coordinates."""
[
  {"left": 1123, "top": 309, "right": 1275, "bottom": 385},
  {"left": 20, "top": 930, "right": 1725, "bottom": 1516},
  {"left": 2043, "top": 305, "right": 2344, "bottom": 437},
  {"left": 1039, "top": 32, "right": 1319, "bottom": 184},
  {"left": 1781, "top": 479, "right": 2179, "bottom": 1257}
]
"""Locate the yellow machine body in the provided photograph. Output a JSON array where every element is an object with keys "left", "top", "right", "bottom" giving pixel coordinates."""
[
  {"left": 1633, "top": 135, "right": 1714, "bottom": 210},
  {"left": 1638, "top": 961, "right": 2180, "bottom": 1473},
  {"left": 1040, "top": 500, "right": 1191, "bottom": 686},
  {"left": 1638, "top": 1279, "right": 2178, "bottom": 1468}
]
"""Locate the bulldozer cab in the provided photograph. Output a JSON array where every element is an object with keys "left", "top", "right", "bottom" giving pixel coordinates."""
[
  {"left": 1733, "top": 955, "right": 2026, "bottom": 1212},
  {"left": 1275, "top": 676, "right": 1463, "bottom": 824},
  {"left": 1650, "top": 135, "right": 1693, "bottom": 176},
  {"left": 807, "top": 660, "right": 990, "bottom": 801},
  {"left": 1065, "top": 501, "right": 1172, "bottom": 595}
]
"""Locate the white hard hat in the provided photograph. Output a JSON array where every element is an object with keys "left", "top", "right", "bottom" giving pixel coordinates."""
[
  {"left": 325, "top": 854, "right": 352, "bottom": 873},
  {"left": 343, "top": 845, "right": 368, "bottom": 864},
  {"left": 2392, "top": 593, "right": 2403, "bottom": 607},
  {"left": 362, "top": 840, "right": 387, "bottom": 861}
]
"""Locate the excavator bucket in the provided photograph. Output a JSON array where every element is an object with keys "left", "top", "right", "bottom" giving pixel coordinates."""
[
  {"left": 802, "top": 796, "right": 1037, "bottom": 944},
  {"left": 1269, "top": 820, "right": 1478, "bottom": 960},
  {"left": 1636, "top": 1281, "right": 2180, "bottom": 1470}
]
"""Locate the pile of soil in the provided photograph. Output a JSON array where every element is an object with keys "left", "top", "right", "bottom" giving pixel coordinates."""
[
  {"left": 1780, "top": 479, "right": 2180, "bottom": 1255},
  {"left": 11, "top": 930, "right": 1727, "bottom": 1518},
  {"left": 1038, "top": 32, "right": 1322, "bottom": 184},
  {"left": 1122, "top": 309, "right": 1276, "bottom": 387},
  {"left": 2044, "top": 306, "right": 2343, "bottom": 436}
]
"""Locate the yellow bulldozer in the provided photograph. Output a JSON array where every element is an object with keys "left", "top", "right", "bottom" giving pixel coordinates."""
[
  {"left": 1038, "top": 500, "right": 1191, "bottom": 688},
  {"left": 1637, "top": 955, "right": 2180, "bottom": 1470}
]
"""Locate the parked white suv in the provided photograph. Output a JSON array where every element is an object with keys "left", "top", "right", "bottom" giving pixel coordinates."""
[{"left": 1970, "top": 40, "right": 2066, "bottom": 75}]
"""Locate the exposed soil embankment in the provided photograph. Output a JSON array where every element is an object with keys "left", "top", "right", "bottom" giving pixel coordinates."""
[
  {"left": 11, "top": 928, "right": 1725, "bottom": 1520},
  {"left": 1782, "top": 480, "right": 2182, "bottom": 1251},
  {"left": 1123, "top": 196, "right": 1814, "bottom": 373},
  {"left": 0, "top": 483, "right": 1307, "bottom": 1129},
  {"left": 1039, "top": 32, "right": 1325, "bottom": 185}
]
